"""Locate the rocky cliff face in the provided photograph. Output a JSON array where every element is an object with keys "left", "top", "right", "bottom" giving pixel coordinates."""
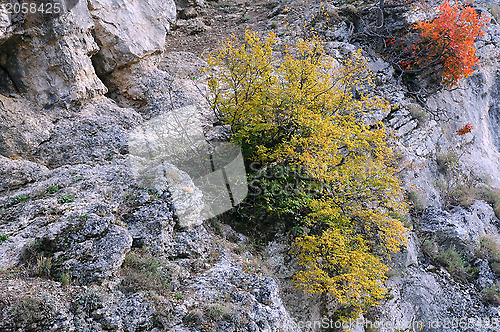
[{"left": 0, "top": 0, "right": 499, "bottom": 331}]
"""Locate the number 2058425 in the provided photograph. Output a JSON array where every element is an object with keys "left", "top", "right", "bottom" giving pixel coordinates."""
[{"left": 0, "top": 1, "right": 61, "bottom": 14}]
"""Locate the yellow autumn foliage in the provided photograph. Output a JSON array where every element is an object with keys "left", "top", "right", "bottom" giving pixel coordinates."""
[{"left": 204, "top": 30, "right": 408, "bottom": 318}]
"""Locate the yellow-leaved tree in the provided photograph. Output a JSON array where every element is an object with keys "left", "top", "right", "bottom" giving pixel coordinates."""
[{"left": 204, "top": 31, "right": 408, "bottom": 318}]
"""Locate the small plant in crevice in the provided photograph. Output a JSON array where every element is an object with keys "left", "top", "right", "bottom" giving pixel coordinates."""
[
  {"left": 59, "top": 272, "right": 71, "bottom": 287},
  {"left": 435, "top": 149, "right": 458, "bottom": 174},
  {"left": 242, "top": 255, "right": 272, "bottom": 277},
  {"left": 71, "top": 289, "right": 103, "bottom": 315},
  {"left": 407, "top": 103, "right": 428, "bottom": 125},
  {"left": 435, "top": 146, "right": 500, "bottom": 216},
  {"left": 45, "top": 185, "right": 59, "bottom": 195},
  {"left": 434, "top": 128, "right": 481, "bottom": 210},
  {"left": 58, "top": 195, "right": 75, "bottom": 204},
  {"left": 13, "top": 194, "right": 29, "bottom": 204},
  {"left": 147, "top": 189, "right": 162, "bottom": 198},
  {"left": 0, "top": 234, "right": 8, "bottom": 243}
]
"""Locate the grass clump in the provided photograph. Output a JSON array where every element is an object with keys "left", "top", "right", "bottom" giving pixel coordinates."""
[
  {"left": 0, "top": 234, "right": 8, "bottom": 243},
  {"left": 22, "top": 239, "right": 56, "bottom": 278},
  {"left": 120, "top": 249, "right": 171, "bottom": 295},
  {"left": 407, "top": 190, "right": 425, "bottom": 213},
  {"left": 422, "top": 240, "right": 476, "bottom": 281},
  {"left": 206, "top": 304, "right": 228, "bottom": 321},
  {"left": 59, "top": 272, "right": 71, "bottom": 287},
  {"left": 7, "top": 295, "right": 54, "bottom": 329},
  {"left": 184, "top": 309, "right": 203, "bottom": 325},
  {"left": 477, "top": 187, "right": 500, "bottom": 219},
  {"left": 482, "top": 283, "right": 500, "bottom": 305},
  {"left": 35, "top": 254, "right": 52, "bottom": 277},
  {"left": 477, "top": 235, "right": 500, "bottom": 278}
]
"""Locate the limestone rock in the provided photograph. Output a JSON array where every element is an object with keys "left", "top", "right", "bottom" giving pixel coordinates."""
[
  {"left": 89, "top": 0, "right": 176, "bottom": 75},
  {"left": 0, "top": 160, "right": 176, "bottom": 282},
  {"left": 33, "top": 97, "right": 141, "bottom": 168},
  {"left": 0, "top": 95, "right": 54, "bottom": 159},
  {"left": 190, "top": 250, "right": 301, "bottom": 332},
  {"left": 124, "top": 190, "right": 175, "bottom": 250},
  {"left": 476, "top": 258, "right": 495, "bottom": 289},
  {"left": 419, "top": 201, "right": 500, "bottom": 251},
  {"left": 0, "top": 1, "right": 107, "bottom": 107},
  {"left": 0, "top": 156, "right": 48, "bottom": 192}
]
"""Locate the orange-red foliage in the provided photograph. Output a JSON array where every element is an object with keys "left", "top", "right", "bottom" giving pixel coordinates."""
[
  {"left": 456, "top": 122, "right": 473, "bottom": 135},
  {"left": 416, "top": 1, "right": 489, "bottom": 85}
]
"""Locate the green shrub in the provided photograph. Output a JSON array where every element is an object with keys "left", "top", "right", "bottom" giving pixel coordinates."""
[
  {"left": 439, "top": 245, "right": 474, "bottom": 280},
  {"left": 0, "top": 234, "right": 8, "bottom": 243}
]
